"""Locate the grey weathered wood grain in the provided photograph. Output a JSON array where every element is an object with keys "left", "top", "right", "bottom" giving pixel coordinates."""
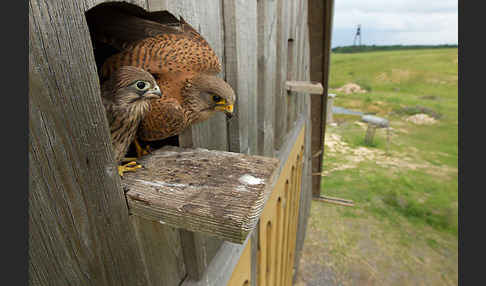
[
  {"left": 29, "top": 0, "right": 150, "bottom": 284},
  {"left": 294, "top": 0, "right": 314, "bottom": 278},
  {"left": 131, "top": 216, "right": 186, "bottom": 286},
  {"left": 181, "top": 238, "right": 251, "bottom": 286},
  {"left": 257, "top": 0, "right": 277, "bottom": 157},
  {"left": 84, "top": 0, "right": 147, "bottom": 11},
  {"left": 273, "top": 0, "right": 290, "bottom": 151},
  {"left": 223, "top": 0, "right": 258, "bottom": 155},
  {"left": 286, "top": 0, "right": 298, "bottom": 134},
  {"left": 122, "top": 146, "right": 279, "bottom": 244}
]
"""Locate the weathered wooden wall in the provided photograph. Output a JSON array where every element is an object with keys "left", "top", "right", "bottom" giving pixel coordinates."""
[{"left": 29, "top": 0, "right": 322, "bottom": 284}]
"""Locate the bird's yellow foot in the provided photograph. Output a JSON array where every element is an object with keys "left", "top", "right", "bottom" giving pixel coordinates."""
[
  {"left": 134, "top": 138, "right": 152, "bottom": 158},
  {"left": 118, "top": 161, "right": 142, "bottom": 177}
]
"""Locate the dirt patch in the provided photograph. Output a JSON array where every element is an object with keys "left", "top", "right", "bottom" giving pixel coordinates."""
[
  {"left": 406, "top": 114, "right": 437, "bottom": 125},
  {"left": 393, "top": 105, "right": 442, "bottom": 119},
  {"left": 322, "top": 133, "right": 454, "bottom": 178},
  {"left": 333, "top": 83, "right": 367, "bottom": 94}
]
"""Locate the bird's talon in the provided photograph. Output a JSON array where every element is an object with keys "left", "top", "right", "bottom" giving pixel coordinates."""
[
  {"left": 134, "top": 138, "right": 152, "bottom": 158},
  {"left": 118, "top": 161, "right": 142, "bottom": 177}
]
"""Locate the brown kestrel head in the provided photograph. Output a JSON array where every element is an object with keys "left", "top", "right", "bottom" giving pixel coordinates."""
[
  {"left": 102, "top": 66, "right": 162, "bottom": 110},
  {"left": 181, "top": 74, "right": 236, "bottom": 123}
]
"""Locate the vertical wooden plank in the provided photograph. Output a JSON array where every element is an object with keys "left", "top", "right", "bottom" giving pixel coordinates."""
[
  {"left": 227, "top": 240, "right": 252, "bottom": 286},
  {"left": 131, "top": 217, "right": 186, "bottom": 286},
  {"left": 223, "top": 0, "right": 258, "bottom": 155},
  {"left": 29, "top": 0, "right": 150, "bottom": 284},
  {"left": 294, "top": 0, "right": 315, "bottom": 276},
  {"left": 179, "top": 230, "right": 224, "bottom": 280},
  {"left": 309, "top": 0, "right": 335, "bottom": 197},
  {"left": 284, "top": 165, "right": 297, "bottom": 286},
  {"left": 265, "top": 219, "right": 274, "bottom": 286},
  {"left": 258, "top": 220, "right": 267, "bottom": 286},
  {"left": 274, "top": 0, "right": 290, "bottom": 151},
  {"left": 286, "top": 0, "right": 297, "bottom": 133},
  {"left": 250, "top": 224, "right": 259, "bottom": 286},
  {"left": 273, "top": 195, "right": 284, "bottom": 286},
  {"left": 256, "top": 0, "right": 277, "bottom": 157},
  {"left": 181, "top": 240, "right": 250, "bottom": 286},
  {"left": 246, "top": 1, "right": 259, "bottom": 156},
  {"left": 280, "top": 180, "right": 291, "bottom": 286}
]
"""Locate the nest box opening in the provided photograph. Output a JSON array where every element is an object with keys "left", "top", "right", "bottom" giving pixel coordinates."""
[{"left": 85, "top": 2, "right": 181, "bottom": 155}]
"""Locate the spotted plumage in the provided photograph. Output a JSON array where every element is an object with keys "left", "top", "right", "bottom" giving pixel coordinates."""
[
  {"left": 101, "top": 66, "right": 162, "bottom": 166},
  {"left": 87, "top": 4, "right": 235, "bottom": 143}
]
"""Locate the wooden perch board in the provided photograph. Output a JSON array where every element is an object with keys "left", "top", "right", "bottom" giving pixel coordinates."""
[
  {"left": 285, "top": 81, "right": 324, "bottom": 94},
  {"left": 122, "top": 146, "right": 279, "bottom": 244}
]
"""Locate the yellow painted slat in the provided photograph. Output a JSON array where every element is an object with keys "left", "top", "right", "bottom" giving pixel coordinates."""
[
  {"left": 227, "top": 240, "right": 252, "bottom": 286},
  {"left": 229, "top": 125, "right": 305, "bottom": 286}
]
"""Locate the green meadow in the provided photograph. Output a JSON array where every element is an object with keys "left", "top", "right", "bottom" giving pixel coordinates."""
[{"left": 297, "top": 48, "right": 458, "bottom": 286}]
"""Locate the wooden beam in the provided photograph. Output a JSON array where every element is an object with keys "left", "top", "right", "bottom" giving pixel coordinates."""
[
  {"left": 122, "top": 146, "right": 279, "bottom": 244},
  {"left": 313, "top": 195, "right": 355, "bottom": 207},
  {"left": 309, "top": 0, "right": 335, "bottom": 198},
  {"left": 285, "top": 81, "right": 324, "bottom": 94}
]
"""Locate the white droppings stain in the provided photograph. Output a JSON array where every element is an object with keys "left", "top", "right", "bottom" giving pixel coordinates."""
[
  {"left": 236, "top": 185, "right": 248, "bottom": 192},
  {"left": 159, "top": 220, "right": 166, "bottom": 225},
  {"left": 239, "top": 174, "right": 263, "bottom": 185},
  {"left": 135, "top": 179, "right": 188, "bottom": 188}
]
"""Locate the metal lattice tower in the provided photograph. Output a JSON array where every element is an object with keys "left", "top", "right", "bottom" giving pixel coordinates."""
[{"left": 353, "top": 24, "right": 362, "bottom": 46}]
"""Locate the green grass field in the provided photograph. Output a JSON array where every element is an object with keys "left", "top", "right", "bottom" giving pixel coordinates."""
[{"left": 296, "top": 48, "right": 458, "bottom": 286}]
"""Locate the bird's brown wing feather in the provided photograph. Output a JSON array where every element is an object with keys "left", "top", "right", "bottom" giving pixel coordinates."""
[
  {"left": 137, "top": 98, "right": 187, "bottom": 141},
  {"left": 91, "top": 7, "right": 222, "bottom": 80},
  {"left": 89, "top": 6, "right": 221, "bottom": 140}
]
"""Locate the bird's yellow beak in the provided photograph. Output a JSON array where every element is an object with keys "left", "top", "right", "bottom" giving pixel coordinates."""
[
  {"left": 214, "top": 98, "right": 233, "bottom": 114},
  {"left": 215, "top": 104, "right": 233, "bottom": 112}
]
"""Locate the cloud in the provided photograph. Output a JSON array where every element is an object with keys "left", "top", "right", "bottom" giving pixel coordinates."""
[
  {"left": 331, "top": 0, "right": 458, "bottom": 47},
  {"left": 334, "top": 0, "right": 457, "bottom": 14}
]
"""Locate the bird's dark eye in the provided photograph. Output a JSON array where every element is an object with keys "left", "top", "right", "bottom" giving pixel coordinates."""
[
  {"left": 136, "top": 81, "right": 147, "bottom": 90},
  {"left": 213, "top": 95, "right": 222, "bottom": 102}
]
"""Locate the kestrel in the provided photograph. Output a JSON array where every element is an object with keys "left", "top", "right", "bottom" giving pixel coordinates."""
[
  {"left": 87, "top": 4, "right": 235, "bottom": 155},
  {"left": 100, "top": 66, "right": 162, "bottom": 176}
]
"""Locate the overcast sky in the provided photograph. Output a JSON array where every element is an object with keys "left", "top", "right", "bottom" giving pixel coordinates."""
[{"left": 331, "top": 0, "right": 458, "bottom": 47}]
